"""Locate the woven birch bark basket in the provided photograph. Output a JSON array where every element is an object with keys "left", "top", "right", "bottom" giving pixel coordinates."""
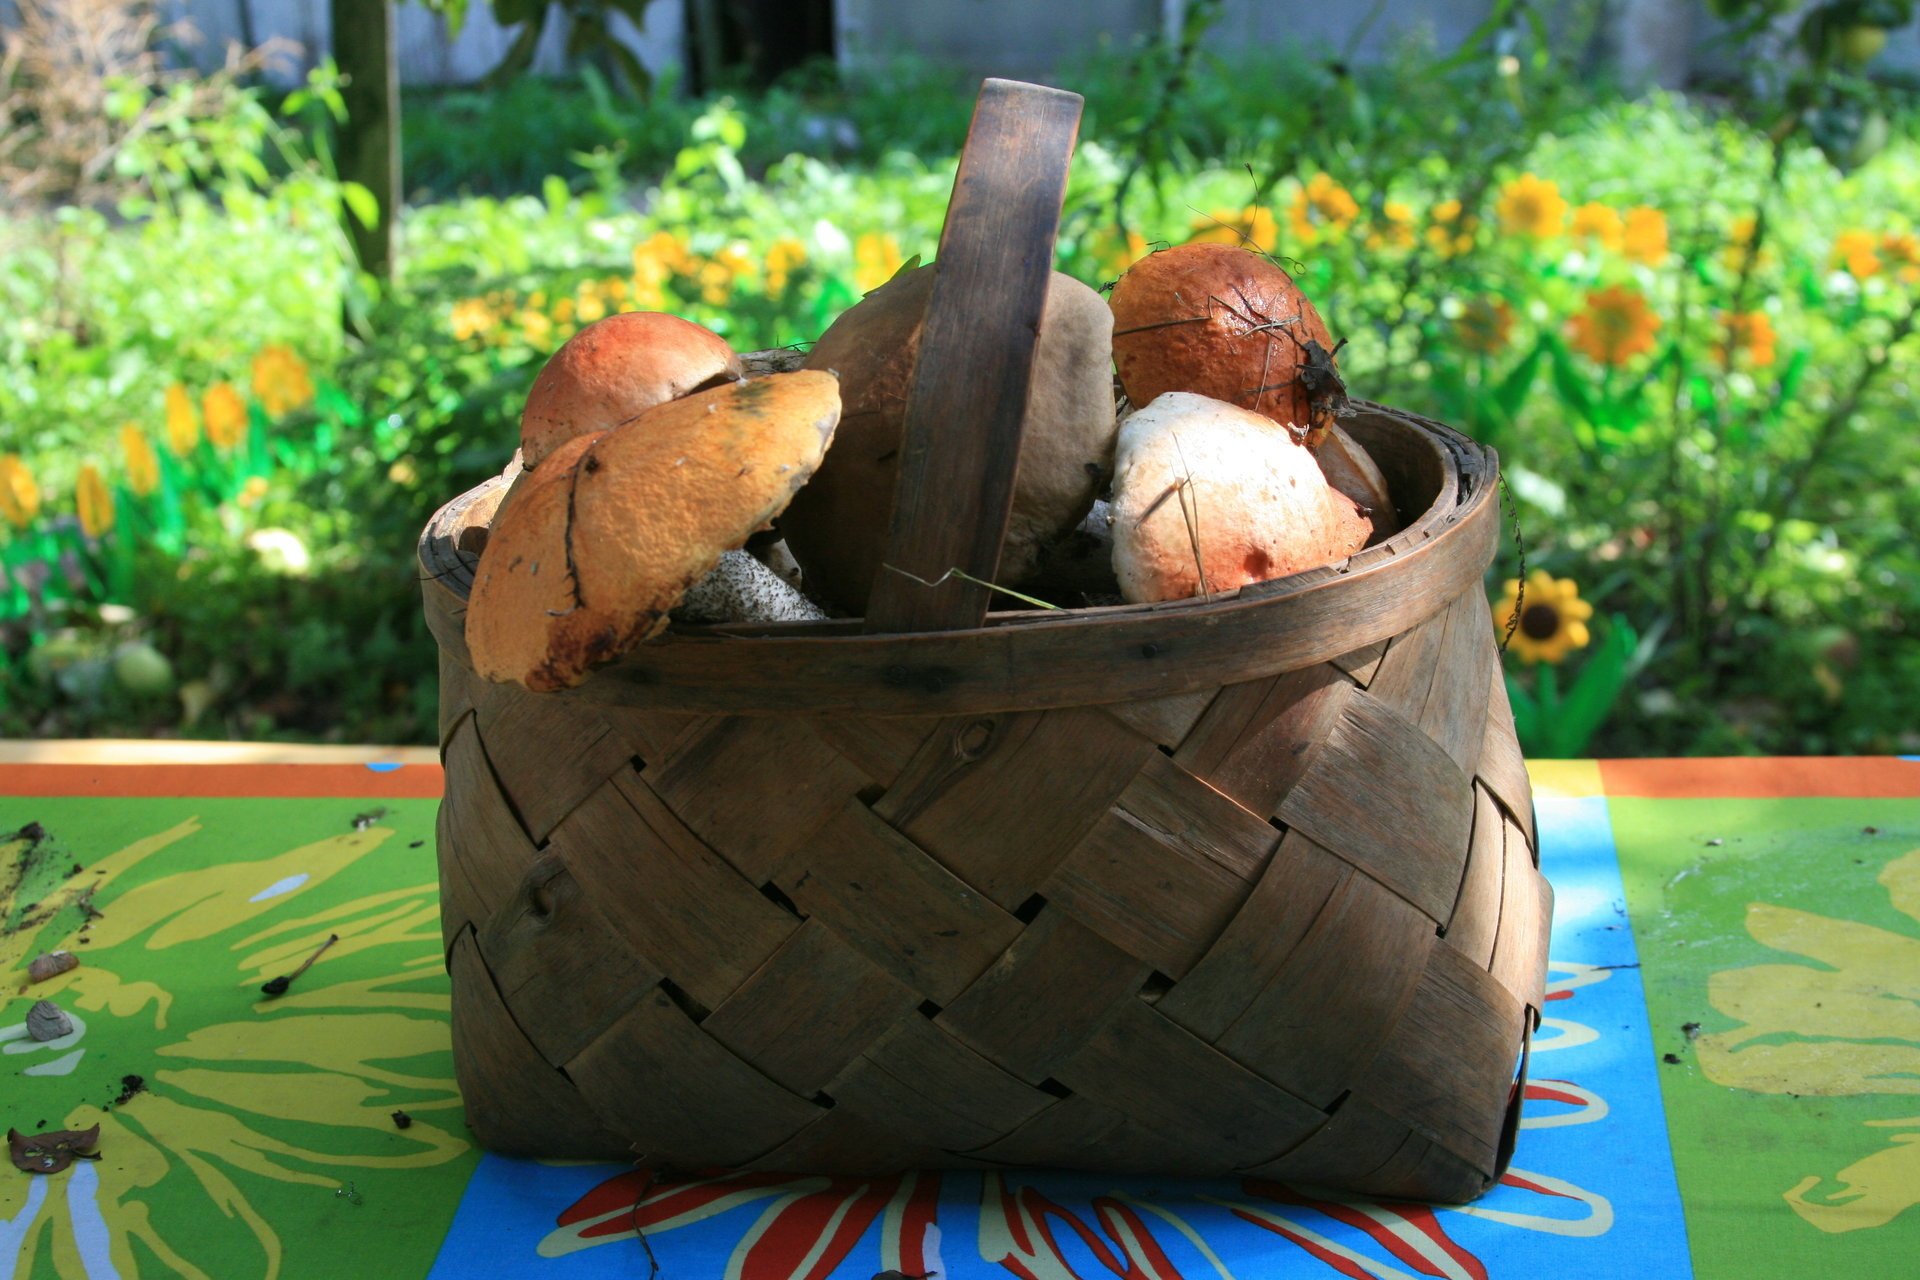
[{"left": 418, "top": 79, "right": 1550, "bottom": 1205}]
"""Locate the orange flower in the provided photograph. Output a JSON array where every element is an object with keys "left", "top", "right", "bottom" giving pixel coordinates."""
[
  {"left": 1568, "top": 285, "right": 1661, "bottom": 366},
  {"left": 164, "top": 383, "right": 198, "bottom": 457},
  {"left": 1832, "top": 230, "right": 1881, "bottom": 279},
  {"left": 1426, "top": 199, "right": 1478, "bottom": 257},
  {"left": 1716, "top": 311, "right": 1777, "bottom": 367},
  {"left": 1571, "top": 203, "right": 1624, "bottom": 251},
  {"left": 1367, "top": 200, "right": 1417, "bottom": 252},
  {"left": 0, "top": 454, "right": 40, "bottom": 528},
  {"left": 1288, "top": 175, "right": 1359, "bottom": 244},
  {"left": 1881, "top": 231, "right": 1920, "bottom": 284},
  {"left": 202, "top": 383, "right": 247, "bottom": 450},
  {"left": 75, "top": 463, "right": 114, "bottom": 538},
  {"left": 1455, "top": 297, "right": 1516, "bottom": 355},
  {"left": 1496, "top": 173, "right": 1567, "bottom": 240},
  {"left": 1621, "top": 207, "right": 1669, "bottom": 265},
  {"left": 120, "top": 423, "right": 160, "bottom": 497},
  {"left": 250, "top": 345, "right": 314, "bottom": 417},
  {"left": 766, "top": 237, "right": 808, "bottom": 295},
  {"left": 854, "top": 232, "right": 904, "bottom": 292}
]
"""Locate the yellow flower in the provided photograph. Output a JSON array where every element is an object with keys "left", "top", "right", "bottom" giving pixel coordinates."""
[
  {"left": 164, "top": 383, "right": 198, "bottom": 457},
  {"left": 1496, "top": 173, "right": 1568, "bottom": 240},
  {"left": 0, "top": 454, "right": 40, "bottom": 528},
  {"left": 250, "top": 345, "right": 314, "bottom": 417},
  {"left": 1568, "top": 284, "right": 1661, "bottom": 366},
  {"left": 1188, "top": 205, "right": 1280, "bottom": 253},
  {"left": 1455, "top": 296, "right": 1516, "bottom": 355},
  {"left": 76, "top": 463, "right": 114, "bottom": 538},
  {"left": 1881, "top": 231, "right": 1920, "bottom": 284},
  {"left": 573, "top": 281, "right": 609, "bottom": 324},
  {"left": 1492, "top": 570, "right": 1594, "bottom": 665},
  {"left": 119, "top": 423, "right": 160, "bottom": 497},
  {"left": 518, "top": 307, "right": 555, "bottom": 348},
  {"left": 237, "top": 475, "right": 270, "bottom": 507},
  {"left": 1571, "top": 203, "right": 1624, "bottom": 251},
  {"left": 854, "top": 231, "right": 904, "bottom": 292},
  {"left": 766, "top": 236, "right": 808, "bottom": 295},
  {"left": 1366, "top": 200, "right": 1417, "bottom": 252},
  {"left": 1426, "top": 199, "right": 1478, "bottom": 257},
  {"left": 450, "top": 297, "right": 496, "bottom": 342},
  {"left": 633, "top": 230, "right": 694, "bottom": 285},
  {"left": 1086, "top": 226, "right": 1149, "bottom": 277},
  {"left": 1832, "top": 229, "right": 1881, "bottom": 279},
  {"left": 1716, "top": 310, "right": 1777, "bottom": 368},
  {"left": 202, "top": 382, "right": 247, "bottom": 451},
  {"left": 551, "top": 295, "right": 577, "bottom": 326},
  {"left": 1621, "top": 206, "right": 1669, "bottom": 265},
  {"left": 1287, "top": 174, "right": 1359, "bottom": 244}
]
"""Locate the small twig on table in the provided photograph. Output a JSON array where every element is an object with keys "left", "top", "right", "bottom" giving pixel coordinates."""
[{"left": 261, "top": 933, "right": 338, "bottom": 997}]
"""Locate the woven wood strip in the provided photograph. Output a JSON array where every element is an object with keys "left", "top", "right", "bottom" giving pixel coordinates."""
[
  {"left": 1172, "top": 664, "right": 1357, "bottom": 818},
  {"left": 1099, "top": 687, "right": 1218, "bottom": 750},
  {"left": 873, "top": 707, "right": 1156, "bottom": 910},
  {"left": 821, "top": 1016, "right": 1059, "bottom": 1152},
  {"left": 468, "top": 680, "right": 630, "bottom": 845},
  {"left": 1444, "top": 783, "right": 1509, "bottom": 967},
  {"left": 1480, "top": 663, "right": 1537, "bottom": 848},
  {"left": 1491, "top": 810, "right": 1554, "bottom": 1012},
  {"left": 437, "top": 713, "right": 539, "bottom": 951}
]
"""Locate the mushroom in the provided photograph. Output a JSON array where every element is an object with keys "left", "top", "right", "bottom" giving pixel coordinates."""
[
  {"left": 1316, "top": 423, "right": 1401, "bottom": 539},
  {"left": 1110, "top": 242, "right": 1343, "bottom": 446},
  {"left": 518, "top": 311, "right": 742, "bottom": 469},
  {"left": 1109, "top": 392, "right": 1371, "bottom": 604},
  {"left": 780, "top": 264, "right": 1117, "bottom": 613},
  {"left": 467, "top": 371, "right": 842, "bottom": 690}
]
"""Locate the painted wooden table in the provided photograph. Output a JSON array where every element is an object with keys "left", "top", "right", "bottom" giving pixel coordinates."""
[{"left": 2, "top": 743, "right": 1914, "bottom": 1278}]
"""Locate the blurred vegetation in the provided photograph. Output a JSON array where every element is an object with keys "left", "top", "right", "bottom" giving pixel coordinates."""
[{"left": 2, "top": 0, "right": 1918, "bottom": 755}]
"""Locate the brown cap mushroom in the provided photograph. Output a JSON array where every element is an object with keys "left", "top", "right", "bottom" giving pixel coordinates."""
[
  {"left": 467, "top": 371, "right": 841, "bottom": 690},
  {"left": 1110, "top": 392, "right": 1370, "bottom": 603},
  {"left": 1110, "top": 242, "right": 1344, "bottom": 447},
  {"left": 781, "top": 264, "right": 1117, "bottom": 612},
  {"left": 518, "top": 311, "right": 742, "bottom": 468}
]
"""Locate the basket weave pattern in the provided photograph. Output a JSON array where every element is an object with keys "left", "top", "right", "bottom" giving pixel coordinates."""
[{"left": 427, "top": 441, "right": 1547, "bottom": 1202}]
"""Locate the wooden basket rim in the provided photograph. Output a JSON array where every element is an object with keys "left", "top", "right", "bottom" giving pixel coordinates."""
[{"left": 419, "top": 401, "right": 1500, "bottom": 717}]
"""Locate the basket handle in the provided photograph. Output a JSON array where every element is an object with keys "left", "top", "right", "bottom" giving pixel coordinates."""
[{"left": 861, "top": 78, "right": 1084, "bottom": 635}]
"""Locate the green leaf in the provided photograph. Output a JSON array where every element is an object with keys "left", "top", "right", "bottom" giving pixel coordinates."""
[
  {"left": 340, "top": 181, "right": 380, "bottom": 231},
  {"left": 542, "top": 174, "right": 571, "bottom": 215},
  {"left": 1546, "top": 617, "right": 1638, "bottom": 757},
  {"left": 1545, "top": 337, "right": 1595, "bottom": 424},
  {"left": 1492, "top": 335, "right": 1547, "bottom": 422}
]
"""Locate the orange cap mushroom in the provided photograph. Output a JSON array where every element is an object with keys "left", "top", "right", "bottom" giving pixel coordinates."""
[
  {"left": 468, "top": 371, "right": 841, "bottom": 690},
  {"left": 1110, "top": 242, "right": 1344, "bottom": 447},
  {"left": 518, "top": 311, "right": 742, "bottom": 468}
]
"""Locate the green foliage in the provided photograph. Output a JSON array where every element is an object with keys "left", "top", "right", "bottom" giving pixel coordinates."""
[{"left": 3, "top": 23, "right": 1918, "bottom": 753}]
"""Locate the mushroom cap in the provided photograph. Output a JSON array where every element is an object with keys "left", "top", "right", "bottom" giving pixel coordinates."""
[
  {"left": 1109, "top": 392, "right": 1371, "bottom": 603},
  {"left": 1317, "top": 422, "right": 1401, "bottom": 539},
  {"left": 1110, "top": 243, "right": 1340, "bottom": 445},
  {"left": 784, "top": 264, "right": 1116, "bottom": 611},
  {"left": 519, "top": 311, "right": 742, "bottom": 469},
  {"left": 468, "top": 371, "right": 841, "bottom": 690}
]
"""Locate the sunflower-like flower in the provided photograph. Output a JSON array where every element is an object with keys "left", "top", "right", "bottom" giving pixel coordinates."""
[
  {"left": 1568, "top": 284, "right": 1661, "bottom": 366},
  {"left": 1288, "top": 174, "right": 1359, "bottom": 244},
  {"left": 0, "top": 453, "right": 40, "bottom": 528},
  {"left": 164, "top": 383, "right": 198, "bottom": 457},
  {"left": 1425, "top": 198, "right": 1479, "bottom": 257},
  {"left": 1455, "top": 296, "right": 1516, "bottom": 355},
  {"left": 250, "top": 345, "right": 314, "bottom": 417},
  {"left": 1832, "top": 229, "right": 1881, "bottom": 279},
  {"left": 75, "top": 463, "right": 114, "bottom": 538},
  {"left": 119, "top": 424, "right": 159, "bottom": 498},
  {"left": 202, "top": 383, "right": 247, "bottom": 451},
  {"left": 1493, "top": 570, "right": 1594, "bottom": 664},
  {"left": 1571, "top": 202, "right": 1624, "bottom": 251},
  {"left": 1497, "top": 173, "right": 1568, "bottom": 240},
  {"left": 1716, "top": 310, "right": 1777, "bottom": 368},
  {"left": 765, "top": 236, "right": 808, "bottom": 295},
  {"left": 1621, "top": 206, "right": 1669, "bottom": 265}
]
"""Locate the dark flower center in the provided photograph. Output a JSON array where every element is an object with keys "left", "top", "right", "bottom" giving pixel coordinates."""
[{"left": 1520, "top": 602, "right": 1563, "bottom": 640}]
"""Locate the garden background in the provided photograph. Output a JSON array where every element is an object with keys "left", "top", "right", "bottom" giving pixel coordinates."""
[{"left": 3, "top": 0, "right": 1917, "bottom": 757}]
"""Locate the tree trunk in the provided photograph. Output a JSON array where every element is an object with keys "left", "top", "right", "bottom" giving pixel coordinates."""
[{"left": 332, "top": 0, "right": 400, "bottom": 282}]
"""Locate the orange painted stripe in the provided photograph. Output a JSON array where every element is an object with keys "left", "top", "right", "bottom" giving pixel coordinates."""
[
  {"left": 0, "top": 763, "right": 445, "bottom": 799},
  {"left": 1598, "top": 757, "right": 1920, "bottom": 799}
]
